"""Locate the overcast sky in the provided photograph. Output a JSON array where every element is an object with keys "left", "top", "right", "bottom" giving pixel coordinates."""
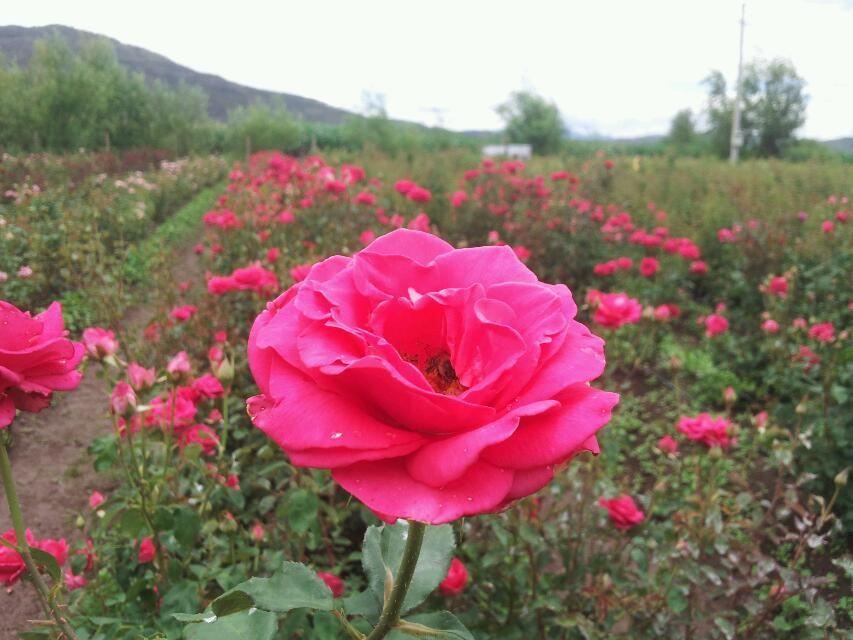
[{"left": 4, "top": 0, "right": 852, "bottom": 139}]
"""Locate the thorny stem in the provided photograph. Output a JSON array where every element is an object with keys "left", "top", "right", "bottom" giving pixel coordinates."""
[
  {"left": 0, "top": 442, "right": 80, "bottom": 639},
  {"left": 365, "top": 521, "right": 427, "bottom": 640}
]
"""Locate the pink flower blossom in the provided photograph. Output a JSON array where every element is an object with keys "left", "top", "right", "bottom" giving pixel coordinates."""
[
  {"left": 1, "top": 302, "right": 84, "bottom": 429},
  {"left": 246, "top": 230, "right": 617, "bottom": 524},
  {"left": 677, "top": 413, "right": 735, "bottom": 448},
  {"left": 599, "top": 496, "right": 645, "bottom": 530}
]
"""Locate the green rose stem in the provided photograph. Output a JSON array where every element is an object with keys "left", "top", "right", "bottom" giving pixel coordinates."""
[
  {"left": 111, "top": 416, "right": 164, "bottom": 583},
  {"left": 365, "top": 520, "right": 427, "bottom": 640},
  {"left": 0, "top": 442, "right": 80, "bottom": 640}
]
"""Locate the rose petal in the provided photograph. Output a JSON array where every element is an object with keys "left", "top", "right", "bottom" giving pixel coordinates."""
[
  {"left": 406, "top": 400, "right": 557, "bottom": 487},
  {"left": 250, "top": 362, "right": 424, "bottom": 453},
  {"left": 482, "top": 385, "right": 619, "bottom": 469},
  {"left": 333, "top": 459, "right": 514, "bottom": 524}
]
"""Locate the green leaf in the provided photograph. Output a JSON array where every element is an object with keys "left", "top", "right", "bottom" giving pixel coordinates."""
[
  {"left": 211, "top": 590, "right": 254, "bottom": 617},
  {"left": 29, "top": 547, "right": 61, "bottom": 583},
  {"left": 184, "top": 609, "right": 277, "bottom": 640},
  {"left": 173, "top": 507, "right": 202, "bottom": 549},
  {"left": 362, "top": 522, "right": 454, "bottom": 615},
  {"left": 223, "top": 562, "right": 333, "bottom": 613},
  {"left": 172, "top": 612, "right": 208, "bottom": 622},
  {"left": 342, "top": 589, "right": 381, "bottom": 620},
  {"left": 284, "top": 489, "right": 320, "bottom": 534},
  {"left": 118, "top": 508, "right": 147, "bottom": 537},
  {"left": 387, "top": 612, "right": 474, "bottom": 639}
]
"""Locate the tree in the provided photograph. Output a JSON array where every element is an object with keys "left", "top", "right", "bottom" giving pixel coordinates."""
[
  {"left": 703, "top": 59, "right": 806, "bottom": 158},
  {"left": 226, "top": 101, "right": 301, "bottom": 155},
  {"left": 667, "top": 109, "right": 697, "bottom": 147},
  {"left": 496, "top": 91, "right": 565, "bottom": 155}
]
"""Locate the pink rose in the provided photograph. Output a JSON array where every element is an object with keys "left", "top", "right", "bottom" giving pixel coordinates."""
[
  {"left": 190, "top": 373, "right": 225, "bottom": 400},
  {"left": 110, "top": 382, "right": 137, "bottom": 417},
  {"left": 657, "top": 435, "right": 678, "bottom": 454},
  {"left": 138, "top": 537, "right": 156, "bottom": 564},
  {"left": 588, "top": 291, "right": 642, "bottom": 329},
  {"left": 394, "top": 179, "right": 415, "bottom": 195},
  {"left": 766, "top": 276, "right": 788, "bottom": 298},
  {"left": 0, "top": 301, "right": 84, "bottom": 429},
  {"left": 179, "top": 424, "right": 220, "bottom": 457},
  {"left": 439, "top": 557, "right": 469, "bottom": 596},
  {"left": 317, "top": 571, "right": 345, "bottom": 598},
  {"left": 146, "top": 389, "right": 197, "bottom": 430},
  {"left": 0, "top": 529, "right": 68, "bottom": 586},
  {"left": 677, "top": 413, "right": 735, "bottom": 448},
  {"left": 354, "top": 191, "right": 376, "bottom": 206},
  {"left": 599, "top": 496, "right": 645, "bottom": 530},
  {"left": 639, "top": 257, "right": 659, "bottom": 277},
  {"left": 65, "top": 572, "right": 88, "bottom": 591},
  {"left": 450, "top": 190, "right": 468, "bottom": 208},
  {"left": 127, "top": 362, "right": 155, "bottom": 391},
  {"left": 407, "top": 186, "right": 432, "bottom": 203},
  {"left": 89, "top": 491, "right": 106, "bottom": 509},
  {"left": 808, "top": 322, "right": 834, "bottom": 343},
  {"left": 0, "top": 529, "right": 26, "bottom": 585},
  {"left": 247, "top": 230, "right": 617, "bottom": 524},
  {"left": 704, "top": 314, "right": 729, "bottom": 337},
  {"left": 690, "top": 260, "right": 708, "bottom": 275},
  {"left": 170, "top": 305, "right": 197, "bottom": 322},
  {"left": 761, "top": 319, "right": 780, "bottom": 333},
  {"left": 167, "top": 351, "right": 192, "bottom": 380},
  {"left": 82, "top": 327, "right": 119, "bottom": 359},
  {"left": 289, "top": 263, "right": 314, "bottom": 283}
]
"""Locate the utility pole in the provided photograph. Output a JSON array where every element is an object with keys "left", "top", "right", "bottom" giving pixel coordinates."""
[{"left": 729, "top": 2, "right": 746, "bottom": 164}]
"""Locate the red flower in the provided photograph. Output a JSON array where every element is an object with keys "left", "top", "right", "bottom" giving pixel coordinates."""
[
  {"left": 354, "top": 191, "right": 376, "bottom": 206},
  {"left": 317, "top": 571, "right": 344, "bottom": 598},
  {"left": 439, "top": 557, "right": 469, "bottom": 596},
  {"left": 1, "top": 302, "right": 84, "bottom": 429},
  {"left": 766, "top": 276, "right": 788, "bottom": 298},
  {"left": 450, "top": 190, "right": 468, "bottom": 208},
  {"left": 82, "top": 327, "right": 119, "bottom": 360},
  {"left": 657, "top": 435, "right": 678, "bottom": 454},
  {"left": 704, "top": 314, "right": 729, "bottom": 337},
  {"left": 677, "top": 413, "right": 735, "bottom": 448},
  {"left": 599, "top": 496, "right": 645, "bottom": 530},
  {"left": 169, "top": 305, "right": 197, "bottom": 323},
  {"left": 588, "top": 291, "right": 642, "bottom": 329},
  {"left": 179, "top": 424, "right": 220, "bottom": 457},
  {"left": 0, "top": 529, "right": 68, "bottom": 586},
  {"left": 808, "top": 322, "right": 834, "bottom": 342},
  {"left": 639, "top": 257, "right": 659, "bottom": 277},
  {"left": 406, "top": 186, "right": 432, "bottom": 203},
  {"left": 394, "top": 179, "right": 415, "bottom": 195},
  {"left": 138, "top": 537, "right": 156, "bottom": 564}
]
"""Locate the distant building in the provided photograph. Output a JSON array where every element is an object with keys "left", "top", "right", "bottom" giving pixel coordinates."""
[{"left": 482, "top": 144, "right": 532, "bottom": 159}]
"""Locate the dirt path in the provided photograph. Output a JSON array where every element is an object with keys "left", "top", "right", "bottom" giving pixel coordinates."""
[{"left": 0, "top": 233, "right": 206, "bottom": 639}]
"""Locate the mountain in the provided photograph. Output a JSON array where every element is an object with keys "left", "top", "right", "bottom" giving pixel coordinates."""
[
  {"left": 822, "top": 137, "right": 853, "bottom": 155},
  {"left": 0, "top": 24, "right": 354, "bottom": 124}
]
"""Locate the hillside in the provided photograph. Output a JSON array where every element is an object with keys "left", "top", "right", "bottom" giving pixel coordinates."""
[{"left": 0, "top": 24, "right": 354, "bottom": 124}]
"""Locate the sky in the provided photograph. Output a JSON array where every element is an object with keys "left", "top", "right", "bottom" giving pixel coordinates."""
[{"left": 4, "top": 0, "right": 852, "bottom": 140}]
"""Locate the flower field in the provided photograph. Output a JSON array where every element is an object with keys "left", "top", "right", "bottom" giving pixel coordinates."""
[{"left": 0, "top": 150, "right": 851, "bottom": 639}]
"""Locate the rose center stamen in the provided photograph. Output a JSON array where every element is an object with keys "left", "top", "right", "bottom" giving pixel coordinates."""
[{"left": 401, "top": 350, "right": 466, "bottom": 396}]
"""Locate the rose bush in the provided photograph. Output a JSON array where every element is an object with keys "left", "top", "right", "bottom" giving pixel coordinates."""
[{"left": 248, "top": 229, "right": 618, "bottom": 524}]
